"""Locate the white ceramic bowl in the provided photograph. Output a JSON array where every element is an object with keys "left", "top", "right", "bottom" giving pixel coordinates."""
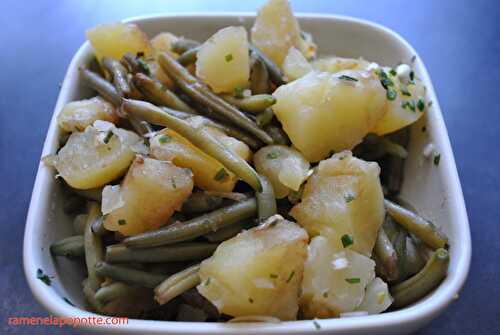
[{"left": 23, "top": 13, "right": 471, "bottom": 335}]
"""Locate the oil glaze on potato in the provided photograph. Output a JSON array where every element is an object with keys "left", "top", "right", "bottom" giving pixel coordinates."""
[
  {"left": 86, "top": 22, "right": 153, "bottom": 61},
  {"left": 291, "top": 151, "right": 385, "bottom": 256},
  {"left": 196, "top": 26, "right": 250, "bottom": 93},
  {"left": 103, "top": 156, "right": 193, "bottom": 236},
  {"left": 55, "top": 126, "right": 140, "bottom": 189},
  {"left": 272, "top": 70, "right": 386, "bottom": 162},
  {"left": 300, "top": 236, "right": 375, "bottom": 318},
  {"left": 57, "top": 97, "right": 119, "bottom": 132},
  {"left": 253, "top": 145, "right": 310, "bottom": 198},
  {"left": 197, "top": 219, "right": 308, "bottom": 320}
]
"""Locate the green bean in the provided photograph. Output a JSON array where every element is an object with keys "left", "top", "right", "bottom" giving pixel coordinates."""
[
  {"left": 91, "top": 216, "right": 108, "bottom": 236},
  {"left": 374, "top": 227, "right": 399, "bottom": 282},
  {"left": 393, "top": 229, "right": 408, "bottom": 281},
  {"left": 382, "top": 214, "right": 400, "bottom": 243},
  {"left": 63, "top": 195, "right": 86, "bottom": 215},
  {"left": 411, "top": 234, "right": 434, "bottom": 262},
  {"left": 180, "top": 288, "right": 220, "bottom": 319},
  {"left": 385, "top": 155, "right": 405, "bottom": 196},
  {"left": 124, "top": 197, "right": 257, "bottom": 248},
  {"left": 256, "top": 175, "right": 277, "bottom": 221},
  {"left": 177, "top": 46, "right": 200, "bottom": 65},
  {"left": 83, "top": 277, "right": 104, "bottom": 311},
  {"left": 176, "top": 304, "right": 208, "bottom": 322},
  {"left": 380, "top": 138, "right": 408, "bottom": 159},
  {"left": 94, "top": 262, "right": 167, "bottom": 288},
  {"left": 155, "top": 264, "right": 200, "bottom": 305},
  {"left": 73, "top": 214, "right": 88, "bottom": 235},
  {"left": 249, "top": 44, "right": 286, "bottom": 86},
  {"left": 204, "top": 220, "right": 254, "bottom": 242},
  {"left": 264, "top": 124, "right": 290, "bottom": 145},
  {"left": 391, "top": 248, "right": 449, "bottom": 308},
  {"left": 128, "top": 116, "right": 155, "bottom": 137},
  {"left": 250, "top": 55, "right": 271, "bottom": 94},
  {"left": 95, "top": 282, "right": 137, "bottom": 304},
  {"left": 161, "top": 106, "right": 197, "bottom": 119},
  {"left": 133, "top": 73, "right": 196, "bottom": 113},
  {"left": 256, "top": 108, "right": 274, "bottom": 127},
  {"left": 50, "top": 235, "right": 85, "bottom": 258},
  {"left": 171, "top": 39, "right": 201, "bottom": 54},
  {"left": 181, "top": 192, "right": 224, "bottom": 214},
  {"left": 384, "top": 199, "right": 448, "bottom": 249},
  {"left": 122, "top": 99, "right": 262, "bottom": 191},
  {"left": 105, "top": 243, "right": 218, "bottom": 263},
  {"left": 121, "top": 52, "right": 151, "bottom": 76},
  {"left": 221, "top": 94, "right": 276, "bottom": 113},
  {"left": 157, "top": 52, "right": 273, "bottom": 144},
  {"left": 73, "top": 187, "right": 102, "bottom": 202},
  {"left": 405, "top": 236, "right": 426, "bottom": 276},
  {"left": 102, "top": 57, "right": 131, "bottom": 97},
  {"left": 84, "top": 203, "right": 105, "bottom": 291},
  {"left": 79, "top": 67, "right": 121, "bottom": 106}
]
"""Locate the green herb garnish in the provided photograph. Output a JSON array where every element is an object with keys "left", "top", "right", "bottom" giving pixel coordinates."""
[
  {"left": 313, "top": 319, "right": 321, "bottom": 330},
  {"left": 421, "top": 126, "right": 427, "bottom": 132},
  {"left": 344, "top": 193, "right": 355, "bottom": 203},
  {"left": 389, "top": 68, "right": 397, "bottom": 76},
  {"left": 400, "top": 85, "right": 411, "bottom": 96},
  {"left": 270, "top": 273, "right": 278, "bottom": 279},
  {"left": 409, "top": 70, "right": 415, "bottom": 81},
  {"left": 214, "top": 168, "right": 229, "bottom": 182},
  {"left": 136, "top": 58, "right": 151, "bottom": 76},
  {"left": 118, "top": 219, "right": 127, "bottom": 226},
  {"left": 234, "top": 86, "right": 244, "bottom": 98},
  {"left": 341, "top": 234, "right": 354, "bottom": 248},
  {"left": 248, "top": 297, "right": 254, "bottom": 303},
  {"left": 345, "top": 277, "right": 361, "bottom": 284},
  {"left": 417, "top": 99, "right": 425, "bottom": 111},
  {"left": 338, "top": 75, "right": 358, "bottom": 82},
  {"left": 433, "top": 153, "right": 441, "bottom": 166},
  {"left": 171, "top": 177, "right": 177, "bottom": 189},
  {"left": 266, "top": 151, "right": 280, "bottom": 159},
  {"left": 36, "top": 268, "right": 51, "bottom": 286},
  {"left": 225, "top": 53, "right": 234, "bottom": 62},
  {"left": 322, "top": 291, "right": 329, "bottom": 298},
  {"left": 158, "top": 134, "right": 172, "bottom": 144},
  {"left": 386, "top": 88, "right": 397, "bottom": 101},
  {"left": 205, "top": 277, "right": 211, "bottom": 286},
  {"left": 103, "top": 131, "right": 113, "bottom": 144},
  {"left": 286, "top": 270, "right": 295, "bottom": 283},
  {"left": 401, "top": 100, "right": 416, "bottom": 112}
]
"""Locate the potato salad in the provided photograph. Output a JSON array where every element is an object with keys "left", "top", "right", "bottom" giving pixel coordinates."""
[{"left": 43, "top": 0, "right": 449, "bottom": 323}]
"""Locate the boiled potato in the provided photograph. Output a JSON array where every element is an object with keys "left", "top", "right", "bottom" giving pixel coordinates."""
[
  {"left": 311, "top": 56, "right": 375, "bottom": 73},
  {"left": 103, "top": 156, "right": 193, "bottom": 236},
  {"left": 197, "top": 218, "right": 308, "bottom": 320},
  {"left": 355, "top": 277, "right": 393, "bottom": 314},
  {"left": 297, "top": 31, "right": 317, "bottom": 61},
  {"left": 282, "top": 47, "right": 313, "bottom": 81},
  {"left": 300, "top": 236, "right": 375, "bottom": 318},
  {"left": 151, "top": 32, "right": 179, "bottom": 55},
  {"left": 253, "top": 145, "right": 310, "bottom": 198},
  {"left": 57, "top": 97, "right": 119, "bottom": 132},
  {"left": 54, "top": 126, "right": 141, "bottom": 189},
  {"left": 251, "top": 0, "right": 302, "bottom": 67},
  {"left": 372, "top": 66, "right": 427, "bottom": 135},
  {"left": 272, "top": 70, "right": 386, "bottom": 162},
  {"left": 150, "top": 123, "right": 250, "bottom": 193},
  {"left": 290, "top": 151, "right": 385, "bottom": 256},
  {"left": 196, "top": 26, "right": 250, "bottom": 93},
  {"left": 86, "top": 22, "right": 153, "bottom": 61}
]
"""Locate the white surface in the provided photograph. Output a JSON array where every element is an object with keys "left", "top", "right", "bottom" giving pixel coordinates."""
[{"left": 23, "top": 13, "right": 471, "bottom": 335}]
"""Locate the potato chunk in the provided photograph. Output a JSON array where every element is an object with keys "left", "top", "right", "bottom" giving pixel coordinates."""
[
  {"left": 253, "top": 145, "right": 310, "bottom": 198},
  {"left": 272, "top": 70, "right": 386, "bottom": 162},
  {"left": 356, "top": 277, "right": 393, "bottom": 314},
  {"left": 151, "top": 32, "right": 179, "bottom": 55},
  {"left": 372, "top": 66, "right": 427, "bottom": 135},
  {"left": 282, "top": 47, "right": 313, "bottom": 81},
  {"left": 57, "top": 97, "right": 119, "bottom": 132},
  {"left": 86, "top": 22, "right": 153, "bottom": 61},
  {"left": 150, "top": 123, "right": 250, "bottom": 193},
  {"left": 300, "top": 236, "right": 375, "bottom": 318},
  {"left": 291, "top": 151, "right": 384, "bottom": 256},
  {"left": 197, "top": 218, "right": 308, "bottom": 320},
  {"left": 251, "top": 0, "right": 302, "bottom": 67},
  {"left": 195, "top": 26, "right": 250, "bottom": 93},
  {"left": 103, "top": 157, "right": 193, "bottom": 236},
  {"left": 54, "top": 126, "right": 140, "bottom": 189},
  {"left": 311, "top": 56, "right": 374, "bottom": 73}
]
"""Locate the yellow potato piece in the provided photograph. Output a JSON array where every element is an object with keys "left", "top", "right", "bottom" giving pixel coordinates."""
[
  {"left": 291, "top": 151, "right": 385, "bottom": 256},
  {"left": 197, "top": 218, "right": 308, "bottom": 320},
  {"left": 282, "top": 47, "right": 313, "bottom": 81},
  {"left": 150, "top": 126, "right": 250, "bottom": 193},
  {"left": 86, "top": 22, "right": 153, "bottom": 61},
  {"left": 150, "top": 32, "right": 179, "bottom": 55},
  {"left": 196, "top": 26, "right": 250, "bottom": 93},
  {"left": 57, "top": 97, "right": 119, "bottom": 132},
  {"left": 300, "top": 236, "right": 375, "bottom": 318},
  {"left": 251, "top": 0, "right": 302, "bottom": 67},
  {"left": 104, "top": 156, "right": 193, "bottom": 236},
  {"left": 272, "top": 70, "right": 386, "bottom": 162},
  {"left": 55, "top": 126, "right": 140, "bottom": 189},
  {"left": 311, "top": 56, "right": 374, "bottom": 73}
]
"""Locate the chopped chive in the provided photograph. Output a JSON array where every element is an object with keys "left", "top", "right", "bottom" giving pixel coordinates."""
[
  {"left": 158, "top": 134, "right": 172, "bottom": 144},
  {"left": 345, "top": 277, "right": 360, "bottom": 284},
  {"left": 234, "top": 86, "right": 244, "bottom": 98},
  {"left": 381, "top": 77, "right": 394, "bottom": 89},
  {"left": 428, "top": 101, "right": 433, "bottom": 107},
  {"left": 341, "top": 234, "right": 354, "bottom": 248},
  {"left": 421, "top": 126, "right": 427, "bottom": 132},
  {"left": 248, "top": 297, "right": 254, "bottom": 303},
  {"left": 313, "top": 319, "right": 321, "bottom": 330},
  {"left": 344, "top": 193, "right": 355, "bottom": 203},
  {"left": 214, "top": 168, "right": 229, "bottom": 182},
  {"left": 389, "top": 68, "right": 397, "bottom": 76},
  {"left": 409, "top": 70, "right": 415, "bottom": 81},
  {"left": 338, "top": 75, "right": 358, "bottom": 82},
  {"left": 36, "top": 268, "right": 51, "bottom": 286},
  {"left": 411, "top": 55, "right": 417, "bottom": 63},
  {"left": 433, "top": 153, "right": 441, "bottom": 166},
  {"left": 400, "top": 85, "right": 411, "bottom": 96},
  {"left": 339, "top": 155, "right": 346, "bottom": 160},
  {"left": 103, "top": 131, "right": 113, "bottom": 144},
  {"left": 322, "top": 291, "right": 329, "bottom": 298},
  {"left": 286, "top": 270, "right": 295, "bottom": 283},
  {"left": 171, "top": 177, "right": 177, "bottom": 189},
  {"left": 386, "top": 88, "right": 397, "bottom": 101},
  {"left": 63, "top": 297, "right": 75, "bottom": 306},
  {"left": 118, "top": 219, "right": 127, "bottom": 226},
  {"left": 417, "top": 99, "right": 425, "bottom": 111},
  {"left": 136, "top": 51, "right": 145, "bottom": 58},
  {"left": 266, "top": 151, "right": 280, "bottom": 159},
  {"left": 136, "top": 58, "right": 151, "bottom": 76},
  {"left": 225, "top": 53, "right": 234, "bottom": 62},
  {"left": 269, "top": 273, "right": 278, "bottom": 279},
  {"left": 401, "top": 100, "right": 416, "bottom": 112}
]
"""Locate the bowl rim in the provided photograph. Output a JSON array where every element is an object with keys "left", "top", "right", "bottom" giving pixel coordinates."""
[{"left": 23, "top": 12, "right": 471, "bottom": 334}]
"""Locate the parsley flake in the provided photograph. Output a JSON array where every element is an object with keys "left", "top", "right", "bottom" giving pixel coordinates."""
[
  {"left": 344, "top": 193, "right": 355, "bottom": 203},
  {"left": 386, "top": 88, "right": 397, "bottom": 101},
  {"left": 36, "top": 268, "right": 52, "bottom": 286},
  {"left": 345, "top": 277, "right": 361, "bottom": 284},
  {"left": 417, "top": 99, "right": 425, "bottom": 111},
  {"left": 433, "top": 153, "right": 441, "bottom": 166},
  {"left": 266, "top": 151, "right": 280, "bottom": 159},
  {"left": 341, "top": 234, "right": 354, "bottom": 248},
  {"left": 389, "top": 68, "right": 397, "bottom": 76},
  {"left": 402, "top": 100, "right": 416, "bottom": 112},
  {"left": 159, "top": 134, "right": 172, "bottom": 144},
  {"left": 400, "top": 85, "right": 411, "bottom": 96},
  {"left": 338, "top": 75, "right": 358, "bottom": 82},
  {"left": 409, "top": 70, "right": 415, "bottom": 81},
  {"left": 103, "top": 131, "right": 113, "bottom": 144},
  {"left": 225, "top": 53, "right": 234, "bottom": 62},
  {"left": 118, "top": 219, "right": 127, "bottom": 226}
]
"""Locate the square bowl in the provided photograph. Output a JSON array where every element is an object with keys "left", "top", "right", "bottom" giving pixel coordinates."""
[{"left": 23, "top": 13, "right": 471, "bottom": 335}]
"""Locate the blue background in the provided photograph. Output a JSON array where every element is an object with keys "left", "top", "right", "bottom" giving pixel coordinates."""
[{"left": 1, "top": 0, "right": 499, "bottom": 333}]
